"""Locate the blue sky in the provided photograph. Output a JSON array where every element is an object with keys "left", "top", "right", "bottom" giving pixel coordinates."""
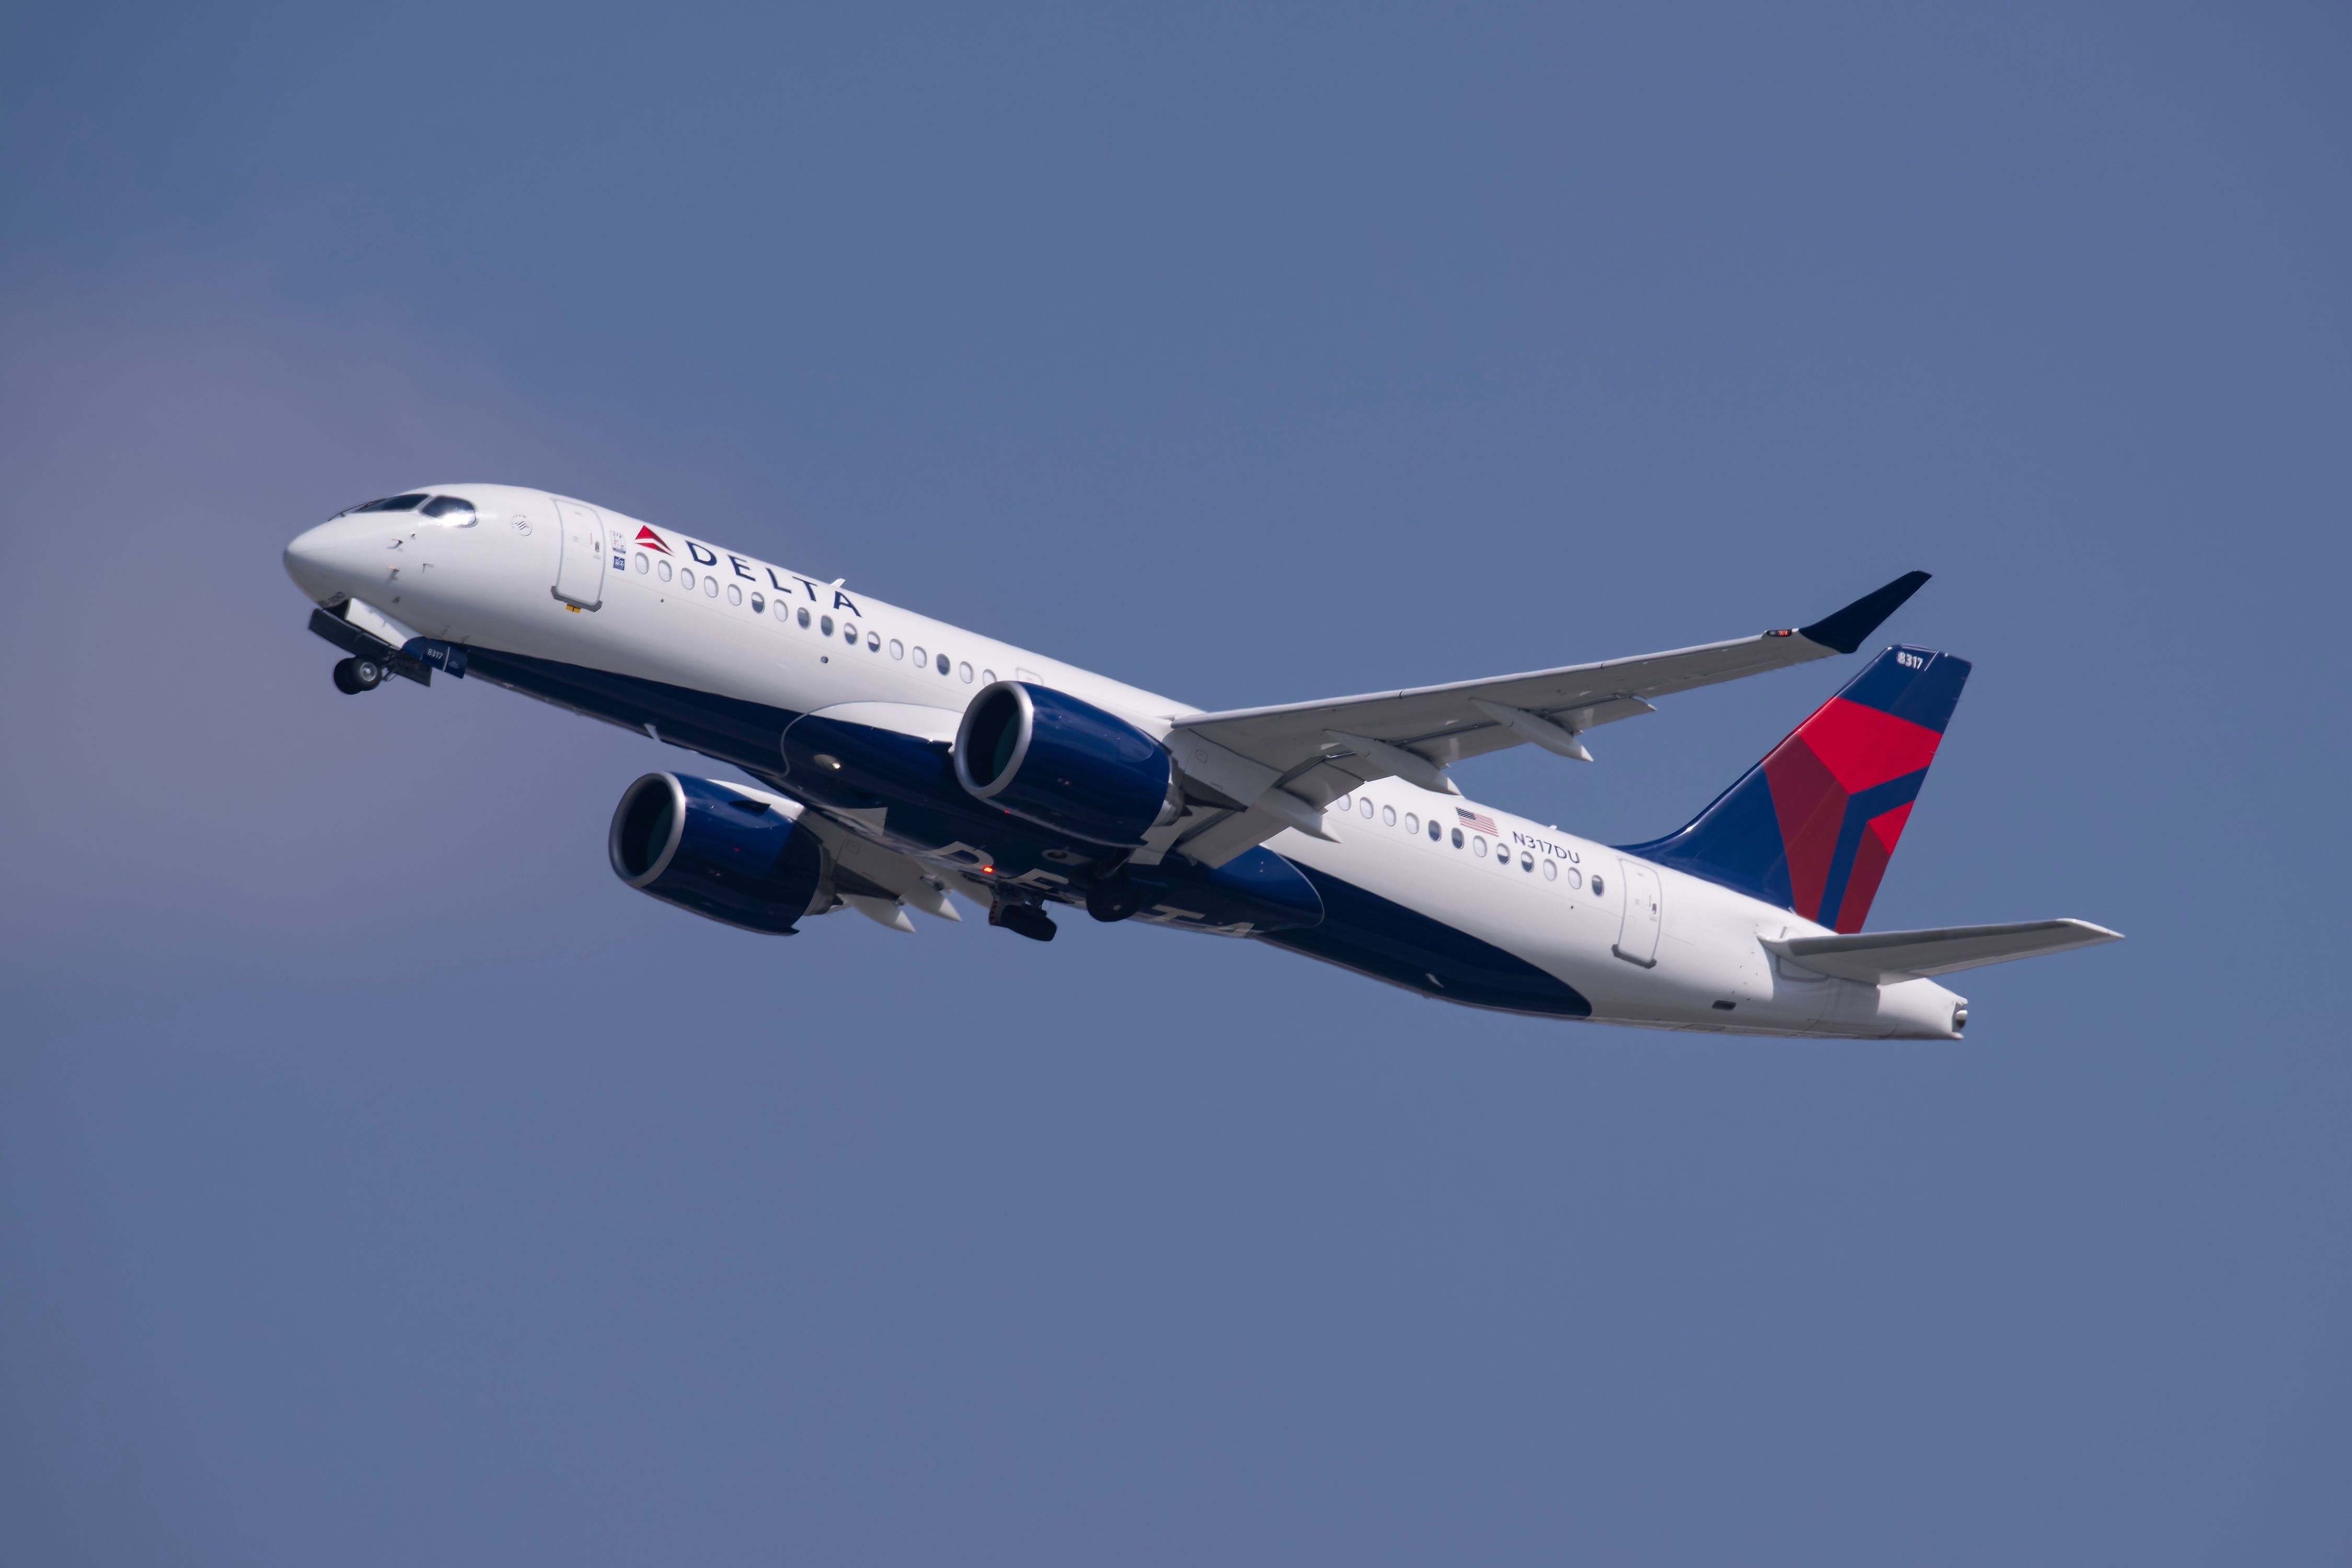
[{"left": 3, "top": 3, "right": 2347, "bottom": 1562}]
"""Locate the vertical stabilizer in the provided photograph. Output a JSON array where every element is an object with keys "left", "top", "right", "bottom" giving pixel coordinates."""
[{"left": 1622, "top": 646, "right": 1970, "bottom": 932}]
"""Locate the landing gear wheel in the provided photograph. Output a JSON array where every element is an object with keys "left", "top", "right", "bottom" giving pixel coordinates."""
[
  {"left": 1086, "top": 876, "right": 1143, "bottom": 924},
  {"left": 332, "top": 656, "right": 385, "bottom": 694},
  {"left": 991, "top": 902, "right": 1058, "bottom": 942}
]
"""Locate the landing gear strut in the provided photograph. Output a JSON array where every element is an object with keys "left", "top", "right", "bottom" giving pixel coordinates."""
[
  {"left": 990, "top": 900, "right": 1057, "bottom": 942},
  {"left": 332, "top": 656, "right": 385, "bottom": 695}
]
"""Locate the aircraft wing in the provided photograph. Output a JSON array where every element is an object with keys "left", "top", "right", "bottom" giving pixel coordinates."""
[
  {"left": 1158, "top": 571, "right": 1931, "bottom": 868},
  {"left": 1762, "top": 919, "right": 2124, "bottom": 984}
]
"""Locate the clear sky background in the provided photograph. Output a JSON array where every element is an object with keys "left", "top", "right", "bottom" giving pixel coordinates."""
[{"left": 3, "top": 3, "right": 2346, "bottom": 1563}]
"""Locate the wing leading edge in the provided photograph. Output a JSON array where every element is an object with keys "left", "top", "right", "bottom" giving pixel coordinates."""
[{"left": 1158, "top": 571, "right": 1932, "bottom": 868}]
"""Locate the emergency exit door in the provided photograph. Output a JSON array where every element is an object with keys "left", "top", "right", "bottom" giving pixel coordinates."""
[
  {"left": 1613, "top": 859, "right": 1662, "bottom": 967},
  {"left": 551, "top": 498, "right": 606, "bottom": 609}
]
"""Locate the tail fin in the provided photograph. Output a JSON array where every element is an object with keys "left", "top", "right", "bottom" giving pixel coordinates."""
[{"left": 1623, "top": 646, "right": 1970, "bottom": 932}]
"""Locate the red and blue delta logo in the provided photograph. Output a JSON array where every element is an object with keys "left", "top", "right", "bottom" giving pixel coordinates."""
[{"left": 1625, "top": 644, "right": 1971, "bottom": 932}]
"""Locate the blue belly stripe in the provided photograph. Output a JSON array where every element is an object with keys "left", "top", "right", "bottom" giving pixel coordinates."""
[{"left": 1260, "top": 864, "right": 1592, "bottom": 1018}]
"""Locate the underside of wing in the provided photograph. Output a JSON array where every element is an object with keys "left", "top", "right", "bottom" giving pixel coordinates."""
[
  {"left": 1156, "top": 571, "right": 1931, "bottom": 867},
  {"left": 1762, "top": 919, "right": 2124, "bottom": 984},
  {"left": 724, "top": 775, "right": 972, "bottom": 930}
]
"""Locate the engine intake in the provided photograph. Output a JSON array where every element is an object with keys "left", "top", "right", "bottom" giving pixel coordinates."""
[
  {"left": 953, "top": 682, "right": 1172, "bottom": 847},
  {"left": 609, "top": 773, "right": 828, "bottom": 933}
]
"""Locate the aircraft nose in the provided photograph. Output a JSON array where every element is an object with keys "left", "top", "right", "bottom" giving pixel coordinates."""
[
  {"left": 282, "top": 516, "right": 372, "bottom": 602},
  {"left": 282, "top": 521, "right": 336, "bottom": 599}
]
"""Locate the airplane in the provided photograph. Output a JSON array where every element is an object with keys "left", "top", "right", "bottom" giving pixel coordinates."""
[{"left": 282, "top": 485, "right": 2120, "bottom": 1039}]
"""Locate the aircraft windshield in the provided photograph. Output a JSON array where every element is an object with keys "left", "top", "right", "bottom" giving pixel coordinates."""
[{"left": 329, "top": 492, "right": 476, "bottom": 524}]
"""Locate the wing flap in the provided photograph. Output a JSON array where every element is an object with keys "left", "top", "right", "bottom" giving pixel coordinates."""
[{"left": 1763, "top": 918, "right": 2123, "bottom": 984}]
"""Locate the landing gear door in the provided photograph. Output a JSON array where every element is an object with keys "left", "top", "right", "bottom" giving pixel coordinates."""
[
  {"left": 1612, "top": 858, "right": 1662, "bottom": 967},
  {"left": 552, "top": 498, "right": 607, "bottom": 609}
]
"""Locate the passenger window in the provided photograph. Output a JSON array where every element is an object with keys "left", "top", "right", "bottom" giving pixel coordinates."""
[
  {"left": 890, "top": 639, "right": 904, "bottom": 659},
  {"left": 798, "top": 606, "right": 811, "bottom": 628},
  {"left": 959, "top": 661, "right": 973, "bottom": 682},
  {"left": 1428, "top": 820, "right": 1441, "bottom": 841},
  {"left": 982, "top": 668, "right": 996, "bottom": 684},
  {"left": 1404, "top": 812, "right": 1419, "bottom": 834},
  {"left": 912, "top": 644, "right": 926, "bottom": 665},
  {"left": 658, "top": 560, "right": 673, "bottom": 582},
  {"left": 1381, "top": 805, "right": 1397, "bottom": 827},
  {"left": 704, "top": 575, "right": 718, "bottom": 597},
  {"left": 1358, "top": 798, "right": 1374, "bottom": 818},
  {"left": 1520, "top": 852, "right": 1534, "bottom": 872},
  {"left": 728, "top": 584, "right": 743, "bottom": 606},
  {"left": 821, "top": 615, "right": 834, "bottom": 636},
  {"left": 1333, "top": 794, "right": 1351, "bottom": 814},
  {"left": 937, "top": 653, "right": 950, "bottom": 675},
  {"left": 751, "top": 592, "right": 765, "bottom": 613},
  {"left": 1590, "top": 875, "right": 1605, "bottom": 896},
  {"left": 1473, "top": 836, "right": 1488, "bottom": 857},
  {"left": 868, "top": 632, "right": 881, "bottom": 651},
  {"left": 1450, "top": 827, "right": 1463, "bottom": 848},
  {"left": 844, "top": 622, "right": 859, "bottom": 643},
  {"left": 1565, "top": 867, "right": 1582, "bottom": 889},
  {"left": 1541, "top": 859, "right": 1558, "bottom": 881},
  {"left": 635, "top": 553, "right": 649, "bottom": 573}
]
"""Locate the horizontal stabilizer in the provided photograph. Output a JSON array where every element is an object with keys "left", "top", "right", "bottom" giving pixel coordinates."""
[{"left": 1763, "top": 918, "right": 2122, "bottom": 984}]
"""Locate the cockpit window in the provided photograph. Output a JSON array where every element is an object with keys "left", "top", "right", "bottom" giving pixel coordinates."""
[
  {"left": 418, "top": 495, "right": 476, "bottom": 525},
  {"left": 355, "top": 494, "right": 428, "bottom": 513}
]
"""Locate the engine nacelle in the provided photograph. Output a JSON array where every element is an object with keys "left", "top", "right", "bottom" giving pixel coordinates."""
[
  {"left": 953, "top": 682, "right": 1173, "bottom": 847},
  {"left": 608, "top": 773, "right": 828, "bottom": 934}
]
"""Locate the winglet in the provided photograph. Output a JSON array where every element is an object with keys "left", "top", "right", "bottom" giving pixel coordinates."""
[{"left": 1796, "top": 571, "right": 1932, "bottom": 654}]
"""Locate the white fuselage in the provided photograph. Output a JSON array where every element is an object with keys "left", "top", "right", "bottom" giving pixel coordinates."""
[{"left": 284, "top": 484, "right": 1964, "bottom": 1040}]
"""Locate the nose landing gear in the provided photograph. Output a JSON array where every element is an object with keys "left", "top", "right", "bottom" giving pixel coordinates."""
[{"left": 331, "top": 656, "right": 385, "bottom": 694}]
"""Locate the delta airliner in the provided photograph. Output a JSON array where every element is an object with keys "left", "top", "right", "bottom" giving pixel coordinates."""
[{"left": 283, "top": 486, "right": 2119, "bottom": 1037}]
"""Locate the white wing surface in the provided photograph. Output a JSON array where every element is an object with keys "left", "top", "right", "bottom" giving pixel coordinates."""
[{"left": 1160, "top": 572, "right": 1932, "bottom": 868}]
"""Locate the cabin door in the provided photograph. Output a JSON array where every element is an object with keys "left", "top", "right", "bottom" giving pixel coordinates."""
[
  {"left": 1612, "top": 859, "right": 1662, "bottom": 967},
  {"left": 552, "top": 498, "right": 607, "bottom": 609}
]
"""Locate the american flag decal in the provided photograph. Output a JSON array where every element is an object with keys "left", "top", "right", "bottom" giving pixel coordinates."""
[{"left": 1456, "top": 808, "right": 1500, "bottom": 835}]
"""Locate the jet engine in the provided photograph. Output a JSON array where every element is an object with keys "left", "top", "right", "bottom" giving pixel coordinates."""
[
  {"left": 609, "top": 772, "right": 829, "bottom": 933},
  {"left": 953, "top": 681, "right": 1173, "bottom": 847}
]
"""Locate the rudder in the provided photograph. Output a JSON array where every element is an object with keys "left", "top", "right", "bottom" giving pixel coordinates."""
[{"left": 1622, "top": 646, "right": 1970, "bottom": 932}]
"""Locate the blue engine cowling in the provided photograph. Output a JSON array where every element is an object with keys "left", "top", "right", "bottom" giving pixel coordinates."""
[
  {"left": 608, "top": 773, "right": 828, "bottom": 934},
  {"left": 953, "top": 682, "right": 1173, "bottom": 847}
]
